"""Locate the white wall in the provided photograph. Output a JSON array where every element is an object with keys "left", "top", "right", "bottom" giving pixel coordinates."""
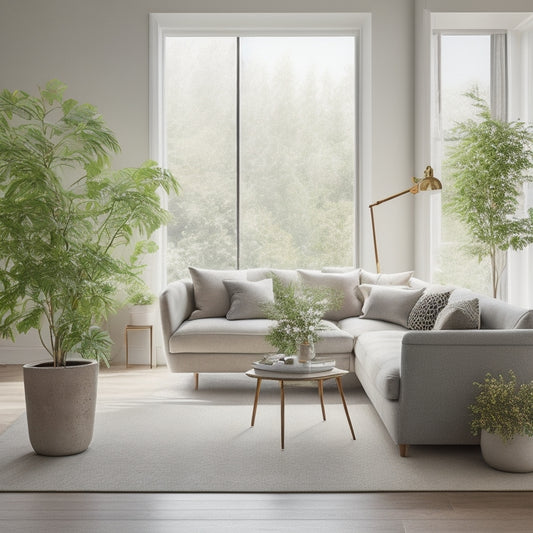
[{"left": 0, "top": 0, "right": 417, "bottom": 364}]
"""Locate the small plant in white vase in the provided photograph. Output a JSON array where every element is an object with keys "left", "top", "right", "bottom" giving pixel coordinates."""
[
  {"left": 470, "top": 371, "right": 533, "bottom": 472},
  {"left": 127, "top": 285, "right": 157, "bottom": 326},
  {"left": 262, "top": 276, "right": 341, "bottom": 362}
]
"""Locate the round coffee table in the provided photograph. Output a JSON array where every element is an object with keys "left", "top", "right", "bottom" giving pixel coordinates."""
[{"left": 245, "top": 367, "right": 356, "bottom": 449}]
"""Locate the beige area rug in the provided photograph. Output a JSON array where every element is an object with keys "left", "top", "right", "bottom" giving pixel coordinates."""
[{"left": 1, "top": 371, "right": 533, "bottom": 492}]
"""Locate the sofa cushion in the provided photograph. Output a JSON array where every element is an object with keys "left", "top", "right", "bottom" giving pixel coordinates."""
[
  {"left": 246, "top": 268, "right": 299, "bottom": 286},
  {"left": 408, "top": 290, "right": 452, "bottom": 330},
  {"left": 297, "top": 269, "right": 362, "bottom": 320},
  {"left": 360, "top": 269, "right": 413, "bottom": 286},
  {"left": 355, "top": 330, "right": 405, "bottom": 401},
  {"left": 338, "top": 316, "right": 406, "bottom": 342},
  {"left": 433, "top": 298, "right": 480, "bottom": 330},
  {"left": 223, "top": 279, "right": 274, "bottom": 320},
  {"left": 170, "top": 318, "right": 354, "bottom": 355},
  {"left": 189, "top": 267, "right": 246, "bottom": 319},
  {"left": 359, "top": 285, "right": 424, "bottom": 327}
]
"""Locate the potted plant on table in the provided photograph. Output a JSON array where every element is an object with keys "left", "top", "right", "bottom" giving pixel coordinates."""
[
  {"left": 127, "top": 283, "right": 158, "bottom": 326},
  {"left": 0, "top": 80, "right": 180, "bottom": 456},
  {"left": 470, "top": 370, "right": 533, "bottom": 472},
  {"left": 262, "top": 276, "right": 341, "bottom": 363}
]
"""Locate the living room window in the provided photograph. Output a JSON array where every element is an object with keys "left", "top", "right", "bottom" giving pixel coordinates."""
[
  {"left": 431, "top": 32, "right": 505, "bottom": 296},
  {"left": 150, "top": 14, "right": 361, "bottom": 284}
]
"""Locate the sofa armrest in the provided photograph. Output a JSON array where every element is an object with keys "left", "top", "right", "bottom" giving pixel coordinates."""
[
  {"left": 397, "top": 329, "right": 533, "bottom": 444},
  {"left": 159, "top": 280, "right": 195, "bottom": 355}
]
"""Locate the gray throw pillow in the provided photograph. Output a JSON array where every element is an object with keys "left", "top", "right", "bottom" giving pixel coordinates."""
[
  {"left": 297, "top": 269, "right": 362, "bottom": 320},
  {"left": 433, "top": 298, "right": 480, "bottom": 330},
  {"left": 223, "top": 279, "right": 274, "bottom": 320},
  {"left": 360, "top": 269, "right": 414, "bottom": 286},
  {"left": 188, "top": 267, "right": 246, "bottom": 319},
  {"left": 408, "top": 290, "right": 452, "bottom": 330},
  {"left": 360, "top": 286, "right": 425, "bottom": 327}
]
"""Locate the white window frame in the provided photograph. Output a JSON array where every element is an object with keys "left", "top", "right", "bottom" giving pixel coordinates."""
[{"left": 149, "top": 12, "right": 370, "bottom": 289}]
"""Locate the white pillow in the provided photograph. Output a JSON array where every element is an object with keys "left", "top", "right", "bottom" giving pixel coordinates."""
[
  {"left": 360, "top": 285, "right": 424, "bottom": 327},
  {"left": 360, "top": 269, "right": 414, "bottom": 286},
  {"left": 297, "top": 269, "right": 362, "bottom": 320},
  {"left": 223, "top": 279, "right": 274, "bottom": 320},
  {"left": 188, "top": 267, "right": 246, "bottom": 319}
]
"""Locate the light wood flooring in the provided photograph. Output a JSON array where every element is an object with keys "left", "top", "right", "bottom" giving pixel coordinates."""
[{"left": 1, "top": 364, "right": 532, "bottom": 532}]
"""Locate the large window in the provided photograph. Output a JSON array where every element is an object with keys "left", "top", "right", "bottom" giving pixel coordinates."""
[
  {"left": 432, "top": 33, "right": 499, "bottom": 295},
  {"left": 163, "top": 35, "right": 357, "bottom": 282}
]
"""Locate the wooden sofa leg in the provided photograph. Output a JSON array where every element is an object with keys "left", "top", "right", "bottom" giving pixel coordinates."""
[
  {"left": 399, "top": 444, "right": 408, "bottom": 457},
  {"left": 194, "top": 372, "right": 199, "bottom": 391}
]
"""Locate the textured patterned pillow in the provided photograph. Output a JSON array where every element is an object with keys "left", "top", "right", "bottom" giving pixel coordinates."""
[
  {"left": 433, "top": 298, "right": 480, "bottom": 330},
  {"left": 408, "top": 290, "right": 452, "bottom": 330}
]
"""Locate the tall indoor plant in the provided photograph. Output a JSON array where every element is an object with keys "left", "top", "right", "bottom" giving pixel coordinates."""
[
  {"left": 445, "top": 90, "right": 533, "bottom": 298},
  {"left": 0, "top": 80, "right": 179, "bottom": 455}
]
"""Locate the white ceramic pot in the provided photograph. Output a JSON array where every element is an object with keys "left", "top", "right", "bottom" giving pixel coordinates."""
[
  {"left": 129, "top": 304, "right": 156, "bottom": 325},
  {"left": 23, "top": 360, "right": 98, "bottom": 456},
  {"left": 480, "top": 429, "right": 533, "bottom": 473}
]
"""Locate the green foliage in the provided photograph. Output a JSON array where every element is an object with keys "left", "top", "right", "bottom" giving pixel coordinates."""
[
  {"left": 445, "top": 90, "right": 533, "bottom": 297},
  {"left": 0, "top": 80, "right": 180, "bottom": 366},
  {"left": 262, "top": 275, "right": 342, "bottom": 355},
  {"left": 127, "top": 283, "right": 157, "bottom": 306},
  {"left": 470, "top": 371, "right": 533, "bottom": 442}
]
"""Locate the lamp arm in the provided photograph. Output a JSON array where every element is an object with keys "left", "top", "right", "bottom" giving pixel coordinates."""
[
  {"left": 368, "top": 185, "right": 418, "bottom": 274},
  {"left": 368, "top": 186, "right": 417, "bottom": 209}
]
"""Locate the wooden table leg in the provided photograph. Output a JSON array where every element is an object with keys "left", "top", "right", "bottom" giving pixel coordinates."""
[
  {"left": 251, "top": 378, "right": 262, "bottom": 426},
  {"left": 280, "top": 380, "right": 285, "bottom": 450},
  {"left": 318, "top": 379, "right": 326, "bottom": 421},
  {"left": 336, "top": 377, "right": 356, "bottom": 440}
]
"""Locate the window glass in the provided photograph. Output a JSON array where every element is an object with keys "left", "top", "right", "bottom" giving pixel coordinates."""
[
  {"left": 434, "top": 34, "right": 492, "bottom": 294},
  {"left": 164, "top": 36, "right": 356, "bottom": 281}
]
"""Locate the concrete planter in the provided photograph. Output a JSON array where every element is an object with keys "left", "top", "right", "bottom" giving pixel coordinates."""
[
  {"left": 23, "top": 360, "right": 98, "bottom": 456},
  {"left": 481, "top": 429, "right": 533, "bottom": 473}
]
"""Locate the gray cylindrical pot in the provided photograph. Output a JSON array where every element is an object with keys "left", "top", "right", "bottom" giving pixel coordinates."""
[{"left": 23, "top": 360, "right": 98, "bottom": 456}]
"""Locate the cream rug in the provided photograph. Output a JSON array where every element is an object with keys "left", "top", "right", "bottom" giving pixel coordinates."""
[{"left": 1, "top": 372, "right": 533, "bottom": 492}]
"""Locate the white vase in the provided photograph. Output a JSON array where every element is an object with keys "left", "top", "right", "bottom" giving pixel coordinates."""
[
  {"left": 129, "top": 304, "right": 156, "bottom": 326},
  {"left": 298, "top": 342, "right": 315, "bottom": 363},
  {"left": 480, "top": 429, "right": 533, "bottom": 473}
]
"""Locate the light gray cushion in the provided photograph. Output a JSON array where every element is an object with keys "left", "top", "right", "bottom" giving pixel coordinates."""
[
  {"left": 355, "top": 330, "right": 405, "bottom": 400},
  {"left": 408, "top": 290, "right": 452, "bottom": 330},
  {"left": 188, "top": 267, "right": 246, "bottom": 319},
  {"left": 169, "top": 318, "right": 354, "bottom": 354},
  {"left": 433, "top": 298, "right": 480, "bottom": 330},
  {"left": 338, "top": 316, "right": 407, "bottom": 342},
  {"left": 223, "top": 279, "right": 274, "bottom": 320},
  {"left": 360, "top": 269, "right": 414, "bottom": 286},
  {"left": 360, "top": 286, "right": 425, "bottom": 328},
  {"left": 297, "top": 269, "right": 362, "bottom": 320},
  {"left": 246, "top": 268, "right": 299, "bottom": 286}
]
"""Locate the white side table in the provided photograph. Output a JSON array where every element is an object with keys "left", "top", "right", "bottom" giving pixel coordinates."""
[{"left": 125, "top": 324, "right": 154, "bottom": 369}]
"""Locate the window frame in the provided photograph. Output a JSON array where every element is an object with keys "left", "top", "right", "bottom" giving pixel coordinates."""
[{"left": 149, "top": 12, "right": 370, "bottom": 288}]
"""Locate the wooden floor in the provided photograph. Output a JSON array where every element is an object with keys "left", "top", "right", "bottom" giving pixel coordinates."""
[{"left": 1, "top": 364, "right": 532, "bottom": 532}]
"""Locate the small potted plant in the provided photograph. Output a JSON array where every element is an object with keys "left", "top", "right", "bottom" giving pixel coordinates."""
[
  {"left": 470, "top": 370, "right": 533, "bottom": 472},
  {"left": 127, "top": 284, "right": 158, "bottom": 326},
  {"left": 262, "top": 276, "right": 341, "bottom": 362}
]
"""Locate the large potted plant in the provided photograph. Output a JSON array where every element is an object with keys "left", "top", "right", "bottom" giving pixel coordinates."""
[
  {"left": 445, "top": 90, "right": 533, "bottom": 298},
  {"left": 470, "top": 371, "right": 533, "bottom": 472},
  {"left": 0, "top": 80, "right": 179, "bottom": 455}
]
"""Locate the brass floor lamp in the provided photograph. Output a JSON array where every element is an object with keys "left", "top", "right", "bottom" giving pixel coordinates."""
[{"left": 369, "top": 165, "right": 442, "bottom": 273}]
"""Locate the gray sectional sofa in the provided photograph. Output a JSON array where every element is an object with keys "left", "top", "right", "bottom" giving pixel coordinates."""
[{"left": 159, "top": 267, "right": 533, "bottom": 456}]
